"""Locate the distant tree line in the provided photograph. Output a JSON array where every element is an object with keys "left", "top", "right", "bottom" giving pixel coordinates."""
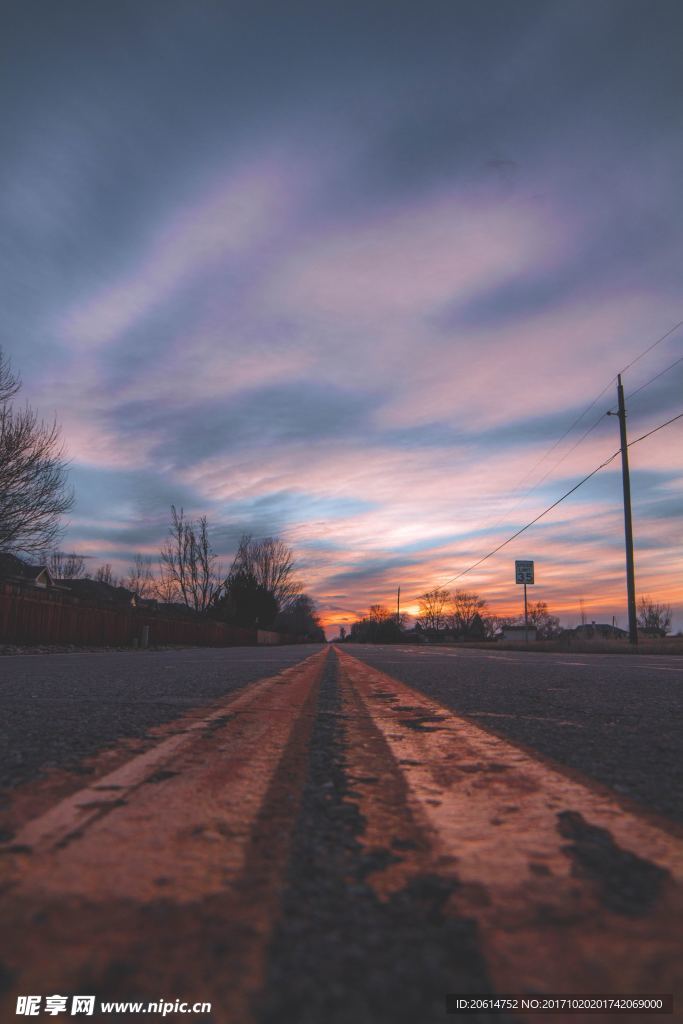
[
  {"left": 344, "top": 587, "right": 677, "bottom": 645},
  {"left": 415, "top": 587, "right": 562, "bottom": 641},
  {"left": 43, "top": 506, "right": 324, "bottom": 641},
  {"left": 343, "top": 587, "right": 562, "bottom": 644}
]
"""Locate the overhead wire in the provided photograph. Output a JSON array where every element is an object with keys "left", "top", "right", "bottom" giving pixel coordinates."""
[
  {"left": 475, "top": 376, "right": 617, "bottom": 539},
  {"left": 624, "top": 352, "right": 683, "bottom": 402},
  {"left": 509, "top": 319, "right": 683, "bottom": 508},
  {"left": 618, "top": 319, "right": 683, "bottom": 377},
  {"left": 628, "top": 410, "right": 683, "bottom": 447},
  {"left": 469, "top": 319, "right": 683, "bottom": 545},
  {"left": 436, "top": 409, "right": 683, "bottom": 590}
]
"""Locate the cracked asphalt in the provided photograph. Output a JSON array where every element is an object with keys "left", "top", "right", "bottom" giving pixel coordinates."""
[
  {"left": 0, "top": 645, "right": 324, "bottom": 789},
  {"left": 344, "top": 644, "right": 683, "bottom": 823}
]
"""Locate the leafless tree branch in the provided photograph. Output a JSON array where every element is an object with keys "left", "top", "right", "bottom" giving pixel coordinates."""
[{"left": 0, "top": 348, "right": 73, "bottom": 555}]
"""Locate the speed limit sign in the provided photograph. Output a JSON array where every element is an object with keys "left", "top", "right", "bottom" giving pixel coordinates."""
[{"left": 515, "top": 560, "right": 534, "bottom": 584}]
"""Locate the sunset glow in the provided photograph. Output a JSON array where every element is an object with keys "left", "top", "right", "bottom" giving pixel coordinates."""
[{"left": 3, "top": 1, "right": 681, "bottom": 636}]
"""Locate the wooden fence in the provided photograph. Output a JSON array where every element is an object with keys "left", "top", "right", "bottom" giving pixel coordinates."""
[{"left": 0, "top": 583, "right": 260, "bottom": 648}]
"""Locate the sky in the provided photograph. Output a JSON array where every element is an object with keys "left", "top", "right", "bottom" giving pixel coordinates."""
[{"left": 2, "top": 0, "right": 682, "bottom": 636}]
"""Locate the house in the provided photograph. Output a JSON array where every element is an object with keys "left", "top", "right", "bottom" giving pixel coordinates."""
[
  {"left": 572, "top": 622, "right": 627, "bottom": 640},
  {"left": 0, "top": 552, "right": 56, "bottom": 590},
  {"left": 62, "top": 578, "right": 137, "bottom": 608},
  {"left": 151, "top": 601, "right": 199, "bottom": 619},
  {"left": 500, "top": 624, "right": 537, "bottom": 643}
]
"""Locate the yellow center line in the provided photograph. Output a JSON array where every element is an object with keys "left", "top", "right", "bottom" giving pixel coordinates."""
[
  {"left": 336, "top": 647, "right": 683, "bottom": 1004},
  {"left": 0, "top": 649, "right": 329, "bottom": 1024}
]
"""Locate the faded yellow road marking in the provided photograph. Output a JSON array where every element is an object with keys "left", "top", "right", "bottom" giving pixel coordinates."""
[
  {"left": 0, "top": 648, "right": 328, "bottom": 1024},
  {"left": 337, "top": 648, "right": 683, "bottom": 1003}
]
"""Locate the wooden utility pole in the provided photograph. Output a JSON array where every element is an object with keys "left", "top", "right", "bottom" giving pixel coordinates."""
[
  {"left": 614, "top": 374, "right": 638, "bottom": 645},
  {"left": 396, "top": 586, "right": 401, "bottom": 624}
]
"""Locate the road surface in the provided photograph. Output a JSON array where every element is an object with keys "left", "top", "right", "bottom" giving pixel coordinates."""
[{"left": 0, "top": 644, "right": 681, "bottom": 1023}]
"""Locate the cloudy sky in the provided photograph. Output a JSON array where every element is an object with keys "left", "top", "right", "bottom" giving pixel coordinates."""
[{"left": 2, "top": 0, "right": 682, "bottom": 634}]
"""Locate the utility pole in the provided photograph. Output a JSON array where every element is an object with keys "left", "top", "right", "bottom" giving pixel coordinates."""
[
  {"left": 524, "top": 582, "right": 528, "bottom": 646},
  {"left": 396, "top": 586, "right": 401, "bottom": 624},
  {"left": 611, "top": 374, "right": 638, "bottom": 645}
]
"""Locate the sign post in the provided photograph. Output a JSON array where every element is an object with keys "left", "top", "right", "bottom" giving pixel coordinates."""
[{"left": 515, "top": 560, "right": 535, "bottom": 645}]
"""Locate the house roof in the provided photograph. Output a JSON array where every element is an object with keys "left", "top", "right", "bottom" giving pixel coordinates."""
[
  {"left": 154, "top": 602, "right": 199, "bottom": 618},
  {"left": 573, "top": 623, "right": 627, "bottom": 636},
  {"left": 0, "top": 552, "right": 54, "bottom": 586},
  {"left": 62, "top": 578, "right": 137, "bottom": 606}
]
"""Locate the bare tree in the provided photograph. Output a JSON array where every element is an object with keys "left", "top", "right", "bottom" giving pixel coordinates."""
[
  {"left": 368, "top": 603, "right": 391, "bottom": 623},
  {"left": 450, "top": 590, "right": 488, "bottom": 634},
  {"left": 482, "top": 613, "right": 503, "bottom": 639},
  {"left": 0, "top": 348, "right": 73, "bottom": 555},
  {"left": 417, "top": 588, "right": 450, "bottom": 633},
  {"left": 125, "top": 554, "right": 155, "bottom": 598},
  {"left": 48, "top": 550, "right": 86, "bottom": 579},
  {"left": 637, "top": 596, "right": 672, "bottom": 636},
  {"left": 0, "top": 350, "right": 20, "bottom": 405},
  {"left": 160, "top": 506, "right": 221, "bottom": 612},
  {"left": 526, "top": 600, "right": 561, "bottom": 639},
  {"left": 154, "top": 562, "right": 179, "bottom": 604},
  {"left": 94, "top": 563, "right": 119, "bottom": 587},
  {"left": 229, "top": 535, "right": 301, "bottom": 610}
]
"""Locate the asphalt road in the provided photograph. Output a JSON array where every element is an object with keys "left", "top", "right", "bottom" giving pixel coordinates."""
[
  {"left": 2, "top": 642, "right": 681, "bottom": 822},
  {"left": 1, "top": 644, "right": 681, "bottom": 1020},
  {"left": 0, "top": 645, "right": 324, "bottom": 790},
  {"left": 347, "top": 645, "right": 683, "bottom": 823}
]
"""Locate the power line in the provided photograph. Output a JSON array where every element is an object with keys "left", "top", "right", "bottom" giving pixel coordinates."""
[
  {"left": 470, "top": 378, "right": 617, "bottom": 539},
  {"left": 606, "top": 353, "right": 683, "bottom": 415},
  {"left": 463, "top": 322, "right": 683, "bottom": 551},
  {"left": 438, "top": 321, "right": 682, "bottom": 550},
  {"left": 438, "top": 451, "right": 620, "bottom": 588},
  {"left": 478, "top": 408, "right": 612, "bottom": 541},
  {"left": 521, "top": 408, "right": 610, "bottom": 494},
  {"left": 512, "top": 377, "right": 616, "bottom": 487},
  {"left": 525, "top": 320, "right": 682, "bottom": 498},
  {"left": 627, "top": 352, "right": 683, "bottom": 401},
  {"left": 437, "top": 409, "right": 683, "bottom": 590},
  {"left": 629, "top": 410, "right": 683, "bottom": 446},
  {"left": 618, "top": 319, "right": 683, "bottom": 376}
]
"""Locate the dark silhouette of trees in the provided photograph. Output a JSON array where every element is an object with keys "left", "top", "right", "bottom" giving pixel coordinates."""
[
  {"left": 154, "top": 562, "right": 179, "bottom": 604},
  {"left": 212, "top": 535, "right": 305, "bottom": 629},
  {"left": 125, "top": 554, "right": 155, "bottom": 599},
  {"left": 417, "top": 588, "right": 450, "bottom": 633},
  {"left": 637, "top": 596, "right": 672, "bottom": 636},
  {"left": 47, "top": 550, "right": 86, "bottom": 579},
  {"left": 450, "top": 590, "right": 489, "bottom": 636},
  {"left": 93, "top": 563, "right": 119, "bottom": 587},
  {"left": 275, "top": 594, "right": 325, "bottom": 641},
  {"left": 160, "top": 506, "right": 221, "bottom": 612},
  {"left": 350, "top": 605, "right": 404, "bottom": 643},
  {"left": 0, "top": 348, "right": 73, "bottom": 555},
  {"left": 526, "top": 600, "right": 561, "bottom": 639},
  {"left": 212, "top": 568, "right": 278, "bottom": 628},
  {"left": 229, "top": 535, "right": 301, "bottom": 609}
]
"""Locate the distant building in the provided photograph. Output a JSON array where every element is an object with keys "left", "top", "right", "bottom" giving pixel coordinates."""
[
  {"left": 153, "top": 601, "right": 199, "bottom": 619},
  {"left": 572, "top": 622, "right": 627, "bottom": 640},
  {"left": 61, "top": 578, "right": 137, "bottom": 608},
  {"left": 0, "top": 552, "right": 56, "bottom": 590},
  {"left": 500, "top": 624, "right": 537, "bottom": 643}
]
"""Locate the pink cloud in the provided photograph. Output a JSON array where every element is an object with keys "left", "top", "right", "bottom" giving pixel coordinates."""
[{"left": 61, "top": 160, "right": 297, "bottom": 350}]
